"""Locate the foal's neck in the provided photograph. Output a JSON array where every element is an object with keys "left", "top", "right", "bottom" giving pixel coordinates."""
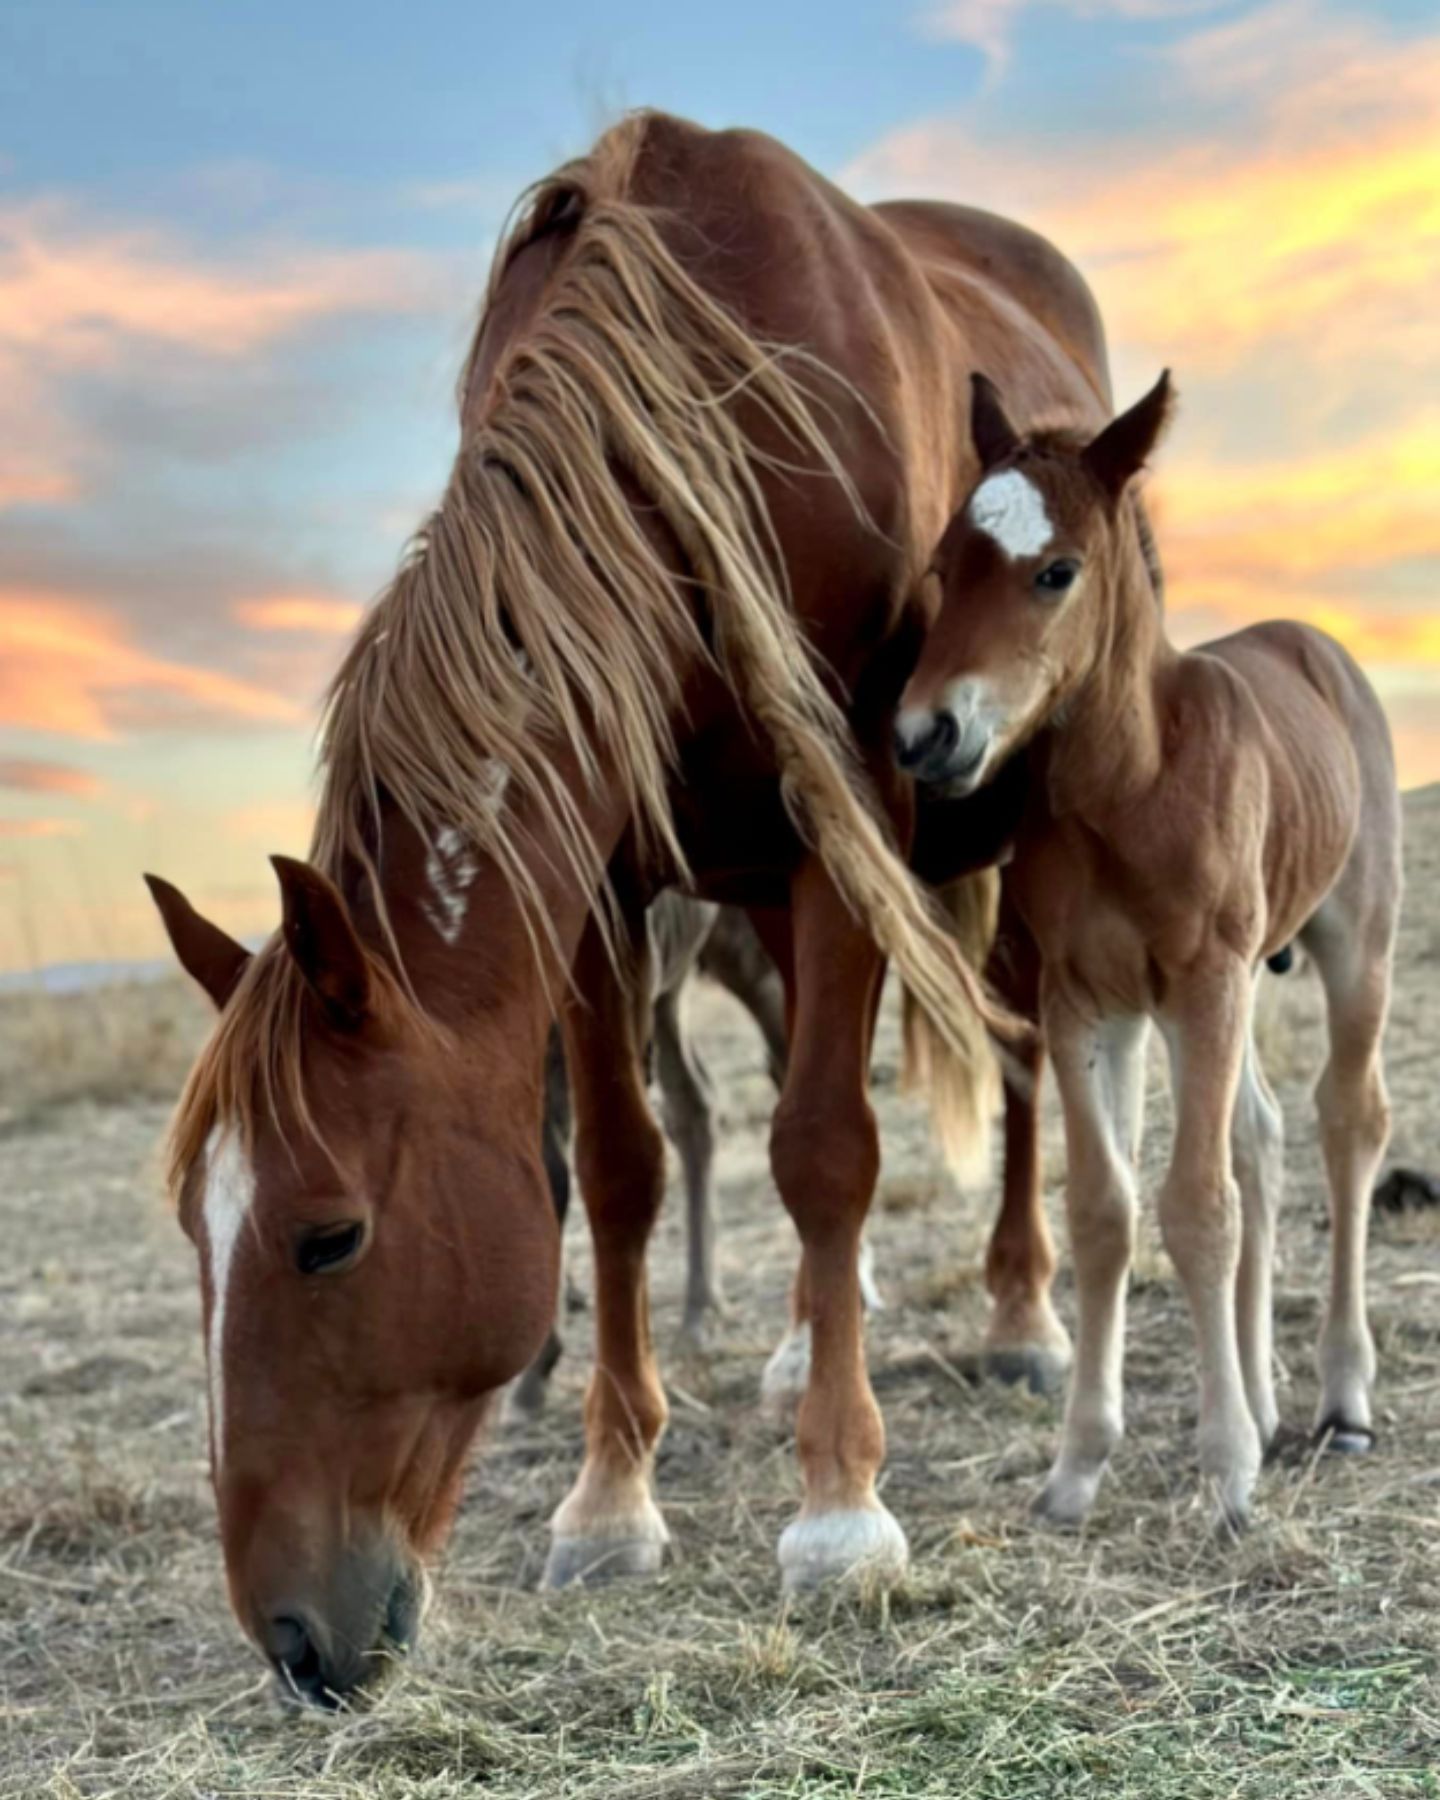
[{"left": 1044, "top": 538, "right": 1174, "bottom": 823}]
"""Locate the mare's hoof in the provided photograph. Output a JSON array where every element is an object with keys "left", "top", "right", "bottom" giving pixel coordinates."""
[
  {"left": 541, "top": 1533, "right": 667, "bottom": 1589},
  {"left": 982, "top": 1344, "right": 1069, "bottom": 1397},
  {"left": 1031, "top": 1473, "right": 1098, "bottom": 1529},
  {"left": 1314, "top": 1416, "right": 1376, "bottom": 1456},
  {"left": 777, "top": 1503, "right": 909, "bottom": 1593}
]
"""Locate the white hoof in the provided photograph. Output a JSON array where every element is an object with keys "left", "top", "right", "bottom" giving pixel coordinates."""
[
  {"left": 778, "top": 1501, "right": 909, "bottom": 1593},
  {"left": 542, "top": 1491, "right": 669, "bottom": 1589},
  {"left": 761, "top": 1322, "right": 811, "bottom": 1415},
  {"left": 1033, "top": 1462, "right": 1105, "bottom": 1526}
]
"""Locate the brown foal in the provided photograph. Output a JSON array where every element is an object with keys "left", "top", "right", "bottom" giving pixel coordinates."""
[{"left": 899, "top": 371, "right": 1401, "bottom": 1528}]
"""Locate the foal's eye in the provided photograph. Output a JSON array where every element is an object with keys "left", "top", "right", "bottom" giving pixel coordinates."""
[
  {"left": 295, "top": 1221, "right": 366, "bottom": 1276},
  {"left": 1034, "top": 559, "right": 1079, "bottom": 597}
]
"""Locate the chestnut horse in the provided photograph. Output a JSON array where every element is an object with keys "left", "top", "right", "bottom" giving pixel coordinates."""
[
  {"left": 146, "top": 112, "right": 1123, "bottom": 1705},
  {"left": 899, "top": 371, "right": 1400, "bottom": 1528}
]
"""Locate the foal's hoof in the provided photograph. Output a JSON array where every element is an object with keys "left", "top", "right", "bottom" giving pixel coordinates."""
[
  {"left": 1314, "top": 1415, "right": 1376, "bottom": 1456},
  {"left": 777, "top": 1502, "right": 909, "bottom": 1593},
  {"left": 542, "top": 1532, "right": 667, "bottom": 1589},
  {"left": 981, "top": 1344, "right": 1070, "bottom": 1397}
]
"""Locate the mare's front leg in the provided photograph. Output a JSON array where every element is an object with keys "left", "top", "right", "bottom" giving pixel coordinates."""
[
  {"left": 981, "top": 897, "right": 1070, "bottom": 1392},
  {"left": 1157, "top": 958, "right": 1264, "bottom": 1528},
  {"left": 771, "top": 856, "right": 906, "bottom": 1591},
  {"left": 543, "top": 910, "right": 670, "bottom": 1587}
]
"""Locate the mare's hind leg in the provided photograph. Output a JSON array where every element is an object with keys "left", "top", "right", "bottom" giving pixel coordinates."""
[
  {"left": 1303, "top": 896, "right": 1395, "bottom": 1450},
  {"left": 543, "top": 911, "right": 670, "bottom": 1588},
  {"left": 771, "top": 856, "right": 906, "bottom": 1590},
  {"left": 1231, "top": 989, "right": 1284, "bottom": 1451},
  {"left": 652, "top": 984, "right": 722, "bottom": 1343},
  {"left": 982, "top": 896, "right": 1070, "bottom": 1392}
]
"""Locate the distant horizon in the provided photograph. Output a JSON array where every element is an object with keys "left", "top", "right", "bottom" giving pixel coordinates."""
[{"left": 2, "top": 0, "right": 1436, "bottom": 970}]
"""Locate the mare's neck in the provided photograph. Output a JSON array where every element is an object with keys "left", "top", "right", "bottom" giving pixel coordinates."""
[
  {"left": 355, "top": 749, "right": 633, "bottom": 1072},
  {"left": 1043, "top": 543, "right": 1175, "bottom": 825}
]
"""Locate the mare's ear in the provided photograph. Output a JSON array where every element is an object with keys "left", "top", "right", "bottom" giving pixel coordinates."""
[
  {"left": 970, "top": 372, "right": 1022, "bottom": 470},
  {"left": 144, "top": 873, "right": 251, "bottom": 1009},
  {"left": 1083, "top": 370, "right": 1175, "bottom": 499},
  {"left": 271, "top": 855, "right": 372, "bottom": 1031}
]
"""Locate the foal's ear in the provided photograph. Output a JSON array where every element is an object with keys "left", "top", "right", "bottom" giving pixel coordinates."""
[
  {"left": 970, "top": 372, "right": 1022, "bottom": 470},
  {"left": 144, "top": 873, "right": 251, "bottom": 1009},
  {"left": 271, "top": 855, "right": 372, "bottom": 1031},
  {"left": 1083, "top": 370, "right": 1175, "bottom": 499}
]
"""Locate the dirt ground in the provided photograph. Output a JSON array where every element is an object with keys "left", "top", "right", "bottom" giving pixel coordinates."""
[{"left": 3, "top": 789, "right": 1439, "bottom": 1798}]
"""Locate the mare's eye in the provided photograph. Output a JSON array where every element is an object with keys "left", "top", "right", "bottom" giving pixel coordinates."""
[
  {"left": 296, "top": 1221, "right": 366, "bottom": 1276},
  {"left": 1034, "top": 559, "right": 1079, "bottom": 596}
]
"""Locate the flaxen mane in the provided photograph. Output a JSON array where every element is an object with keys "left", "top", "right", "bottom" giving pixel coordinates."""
[{"left": 168, "top": 112, "right": 1017, "bottom": 1191}]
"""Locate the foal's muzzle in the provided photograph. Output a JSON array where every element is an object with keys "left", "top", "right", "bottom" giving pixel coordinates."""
[{"left": 894, "top": 708, "right": 991, "bottom": 793}]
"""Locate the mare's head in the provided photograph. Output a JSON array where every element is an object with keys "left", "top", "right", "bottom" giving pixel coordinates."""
[
  {"left": 146, "top": 859, "right": 558, "bottom": 1708},
  {"left": 896, "top": 371, "right": 1174, "bottom": 792}
]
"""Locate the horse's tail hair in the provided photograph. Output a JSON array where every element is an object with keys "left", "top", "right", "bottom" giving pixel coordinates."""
[{"left": 900, "top": 870, "right": 1004, "bottom": 1186}]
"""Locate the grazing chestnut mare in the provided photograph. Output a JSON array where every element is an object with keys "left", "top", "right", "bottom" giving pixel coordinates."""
[
  {"left": 145, "top": 110, "right": 1127, "bottom": 1704},
  {"left": 899, "top": 370, "right": 1401, "bottom": 1528}
]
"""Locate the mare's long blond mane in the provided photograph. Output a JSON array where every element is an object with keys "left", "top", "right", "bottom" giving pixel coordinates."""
[{"left": 168, "top": 112, "right": 1014, "bottom": 1191}]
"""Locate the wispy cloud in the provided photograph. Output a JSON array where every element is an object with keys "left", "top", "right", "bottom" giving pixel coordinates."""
[
  {"left": 0, "top": 758, "right": 103, "bottom": 798},
  {"left": 233, "top": 594, "right": 366, "bottom": 634},
  {"left": 919, "top": 0, "right": 1220, "bottom": 76},
  {"left": 0, "top": 591, "right": 305, "bottom": 738},
  {"left": 0, "top": 817, "right": 83, "bottom": 838}
]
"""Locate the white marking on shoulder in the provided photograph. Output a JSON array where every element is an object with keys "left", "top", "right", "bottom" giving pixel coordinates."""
[
  {"left": 760, "top": 1321, "right": 812, "bottom": 1411},
  {"left": 422, "top": 822, "right": 483, "bottom": 947},
  {"left": 969, "top": 469, "right": 1053, "bottom": 559},
  {"left": 202, "top": 1127, "right": 256, "bottom": 1473}
]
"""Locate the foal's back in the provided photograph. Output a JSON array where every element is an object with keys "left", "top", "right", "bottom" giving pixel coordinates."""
[{"left": 1196, "top": 619, "right": 1400, "bottom": 940}]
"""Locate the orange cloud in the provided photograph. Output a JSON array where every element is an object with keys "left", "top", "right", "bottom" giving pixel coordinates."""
[
  {"left": 0, "top": 201, "right": 436, "bottom": 363},
  {"left": 1156, "top": 415, "right": 1440, "bottom": 580},
  {"left": 234, "top": 594, "right": 365, "bottom": 634},
  {"left": 0, "top": 591, "right": 304, "bottom": 739},
  {"left": 0, "top": 758, "right": 103, "bottom": 797},
  {"left": 0, "top": 818, "right": 82, "bottom": 838},
  {"left": 847, "top": 9, "right": 1440, "bottom": 373},
  {"left": 1170, "top": 574, "right": 1440, "bottom": 668},
  {"left": 224, "top": 800, "right": 316, "bottom": 849}
]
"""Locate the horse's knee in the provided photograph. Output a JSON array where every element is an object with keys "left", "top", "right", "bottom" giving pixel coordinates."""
[
  {"left": 574, "top": 1106, "right": 667, "bottom": 1235},
  {"left": 1158, "top": 1171, "right": 1240, "bottom": 1284},
  {"left": 770, "top": 1095, "right": 879, "bottom": 1229}
]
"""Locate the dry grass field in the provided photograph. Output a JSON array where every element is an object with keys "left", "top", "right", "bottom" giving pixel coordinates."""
[{"left": 3, "top": 789, "right": 1439, "bottom": 1798}]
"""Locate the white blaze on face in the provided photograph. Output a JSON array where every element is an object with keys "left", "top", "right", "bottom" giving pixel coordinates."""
[
  {"left": 423, "top": 824, "right": 482, "bottom": 947},
  {"left": 202, "top": 1127, "right": 256, "bottom": 1473},
  {"left": 968, "top": 469, "right": 1053, "bottom": 560}
]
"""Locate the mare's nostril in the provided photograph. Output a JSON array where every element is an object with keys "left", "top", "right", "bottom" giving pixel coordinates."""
[
  {"left": 929, "top": 711, "right": 958, "bottom": 759},
  {"left": 269, "top": 1614, "right": 325, "bottom": 1693}
]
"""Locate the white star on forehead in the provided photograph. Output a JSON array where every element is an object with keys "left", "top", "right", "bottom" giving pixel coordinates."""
[{"left": 968, "top": 469, "right": 1053, "bottom": 559}]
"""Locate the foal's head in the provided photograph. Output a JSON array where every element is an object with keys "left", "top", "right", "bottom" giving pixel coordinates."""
[
  {"left": 147, "top": 860, "right": 558, "bottom": 1707},
  {"left": 896, "top": 371, "right": 1173, "bottom": 792}
]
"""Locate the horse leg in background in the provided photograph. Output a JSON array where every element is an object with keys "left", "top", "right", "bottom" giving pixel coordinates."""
[
  {"left": 1303, "top": 877, "right": 1397, "bottom": 1452},
  {"left": 770, "top": 855, "right": 907, "bottom": 1590},
  {"left": 700, "top": 904, "right": 789, "bottom": 1086},
  {"left": 1230, "top": 987, "right": 1284, "bottom": 1452},
  {"left": 543, "top": 908, "right": 670, "bottom": 1588},
  {"left": 652, "top": 983, "right": 723, "bottom": 1343},
  {"left": 505, "top": 1029, "right": 573, "bottom": 1419},
  {"left": 1035, "top": 1003, "right": 1148, "bottom": 1524},
  {"left": 981, "top": 896, "right": 1071, "bottom": 1392}
]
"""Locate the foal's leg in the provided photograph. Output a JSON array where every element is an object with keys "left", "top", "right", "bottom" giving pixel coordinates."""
[
  {"left": 652, "top": 983, "right": 723, "bottom": 1343},
  {"left": 1230, "top": 992, "right": 1284, "bottom": 1450},
  {"left": 771, "top": 857, "right": 906, "bottom": 1590},
  {"left": 1156, "top": 960, "right": 1263, "bottom": 1528},
  {"left": 982, "top": 901, "right": 1070, "bottom": 1391},
  {"left": 543, "top": 913, "right": 670, "bottom": 1588},
  {"left": 1036, "top": 1005, "right": 1147, "bottom": 1524},
  {"left": 1305, "top": 899, "right": 1394, "bottom": 1448}
]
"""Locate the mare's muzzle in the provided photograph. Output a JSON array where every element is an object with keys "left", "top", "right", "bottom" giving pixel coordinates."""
[{"left": 252, "top": 1546, "right": 424, "bottom": 1710}]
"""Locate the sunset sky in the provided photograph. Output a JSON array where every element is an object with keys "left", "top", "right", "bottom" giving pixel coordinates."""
[{"left": 1, "top": 0, "right": 1436, "bottom": 970}]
